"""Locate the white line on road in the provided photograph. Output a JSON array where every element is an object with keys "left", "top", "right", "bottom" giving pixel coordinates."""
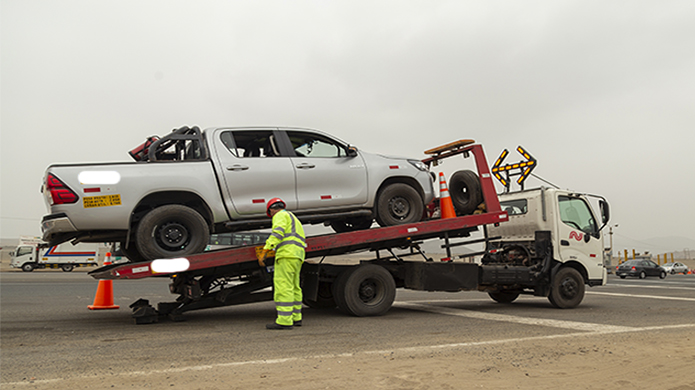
[
  {"left": 587, "top": 291, "right": 695, "bottom": 301},
  {"left": 606, "top": 283, "right": 695, "bottom": 291},
  {"left": 394, "top": 302, "right": 635, "bottom": 332}
]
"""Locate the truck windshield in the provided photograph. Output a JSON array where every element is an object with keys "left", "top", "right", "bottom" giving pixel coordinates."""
[
  {"left": 558, "top": 196, "right": 597, "bottom": 235},
  {"left": 15, "top": 246, "right": 33, "bottom": 257}
]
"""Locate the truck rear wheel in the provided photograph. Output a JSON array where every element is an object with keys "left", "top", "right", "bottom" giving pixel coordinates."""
[
  {"left": 21, "top": 263, "right": 35, "bottom": 272},
  {"left": 449, "top": 170, "right": 483, "bottom": 215},
  {"left": 303, "top": 281, "right": 337, "bottom": 309},
  {"left": 548, "top": 267, "right": 585, "bottom": 309},
  {"left": 135, "top": 205, "right": 209, "bottom": 260},
  {"left": 488, "top": 291, "right": 520, "bottom": 303},
  {"left": 61, "top": 264, "right": 74, "bottom": 272},
  {"left": 332, "top": 264, "right": 396, "bottom": 317},
  {"left": 375, "top": 183, "right": 424, "bottom": 227}
]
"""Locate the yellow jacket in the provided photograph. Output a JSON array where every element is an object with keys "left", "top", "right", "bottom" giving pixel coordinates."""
[{"left": 263, "top": 210, "right": 306, "bottom": 260}]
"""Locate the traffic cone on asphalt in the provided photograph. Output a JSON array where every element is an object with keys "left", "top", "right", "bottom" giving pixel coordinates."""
[
  {"left": 88, "top": 252, "right": 119, "bottom": 310},
  {"left": 438, "top": 172, "right": 457, "bottom": 219}
]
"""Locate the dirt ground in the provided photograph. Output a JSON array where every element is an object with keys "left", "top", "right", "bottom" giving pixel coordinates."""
[{"left": 5, "top": 327, "right": 695, "bottom": 390}]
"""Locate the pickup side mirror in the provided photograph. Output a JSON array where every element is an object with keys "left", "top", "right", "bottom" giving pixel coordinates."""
[{"left": 347, "top": 146, "right": 358, "bottom": 158}]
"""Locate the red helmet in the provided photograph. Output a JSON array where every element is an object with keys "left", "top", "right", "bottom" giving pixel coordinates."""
[{"left": 266, "top": 197, "right": 286, "bottom": 217}]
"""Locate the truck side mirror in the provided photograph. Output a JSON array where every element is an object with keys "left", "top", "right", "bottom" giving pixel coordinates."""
[{"left": 600, "top": 200, "right": 609, "bottom": 224}]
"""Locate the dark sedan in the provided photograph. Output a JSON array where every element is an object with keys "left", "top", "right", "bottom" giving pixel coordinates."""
[{"left": 616, "top": 259, "right": 667, "bottom": 279}]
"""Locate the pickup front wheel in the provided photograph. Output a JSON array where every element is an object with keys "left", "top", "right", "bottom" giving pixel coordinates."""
[{"left": 136, "top": 205, "right": 209, "bottom": 260}]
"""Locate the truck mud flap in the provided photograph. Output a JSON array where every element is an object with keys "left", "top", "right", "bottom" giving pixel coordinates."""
[{"left": 403, "top": 262, "right": 478, "bottom": 292}]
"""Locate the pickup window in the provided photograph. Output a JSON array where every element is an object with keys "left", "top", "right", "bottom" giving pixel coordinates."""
[
  {"left": 220, "top": 131, "right": 280, "bottom": 158},
  {"left": 558, "top": 196, "right": 597, "bottom": 235},
  {"left": 287, "top": 131, "right": 348, "bottom": 158}
]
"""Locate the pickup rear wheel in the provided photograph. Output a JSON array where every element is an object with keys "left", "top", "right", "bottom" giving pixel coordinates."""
[
  {"left": 136, "top": 205, "right": 209, "bottom": 260},
  {"left": 548, "top": 267, "right": 585, "bottom": 309},
  {"left": 375, "top": 183, "right": 423, "bottom": 227}
]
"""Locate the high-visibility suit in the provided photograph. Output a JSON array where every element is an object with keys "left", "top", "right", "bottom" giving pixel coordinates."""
[{"left": 263, "top": 209, "right": 306, "bottom": 326}]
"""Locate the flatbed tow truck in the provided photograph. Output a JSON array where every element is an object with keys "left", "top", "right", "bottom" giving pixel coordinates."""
[{"left": 89, "top": 140, "right": 610, "bottom": 324}]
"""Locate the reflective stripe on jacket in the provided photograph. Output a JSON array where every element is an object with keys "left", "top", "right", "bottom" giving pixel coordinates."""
[{"left": 264, "top": 210, "right": 306, "bottom": 260}]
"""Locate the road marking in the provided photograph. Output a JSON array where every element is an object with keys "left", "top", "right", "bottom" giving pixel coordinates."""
[
  {"left": 587, "top": 291, "right": 695, "bottom": 302},
  {"left": 607, "top": 283, "right": 695, "bottom": 291},
  {"left": 394, "top": 302, "right": 634, "bottom": 332}
]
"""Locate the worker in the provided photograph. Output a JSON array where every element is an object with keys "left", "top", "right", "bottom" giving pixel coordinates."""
[{"left": 257, "top": 198, "right": 306, "bottom": 330}]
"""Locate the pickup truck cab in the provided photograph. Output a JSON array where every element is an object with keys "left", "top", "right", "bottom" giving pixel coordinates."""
[{"left": 41, "top": 126, "right": 436, "bottom": 261}]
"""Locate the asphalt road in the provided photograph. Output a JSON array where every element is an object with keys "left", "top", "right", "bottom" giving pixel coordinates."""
[{"left": 2, "top": 270, "right": 695, "bottom": 388}]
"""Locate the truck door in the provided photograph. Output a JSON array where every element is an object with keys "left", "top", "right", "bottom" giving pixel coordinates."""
[
  {"left": 556, "top": 195, "right": 603, "bottom": 270},
  {"left": 285, "top": 130, "right": 368, "bottom": 210},
  {"left": 213, "top": 129, "right": 297, "bottom": 216}
]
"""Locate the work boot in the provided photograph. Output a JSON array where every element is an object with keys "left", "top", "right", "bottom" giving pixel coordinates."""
[
  {"left": 293, "top": 320, "right": 302, "bottom": 327},
  {"left": 266, "top": 323, "right": 293, "bottom": 330}
]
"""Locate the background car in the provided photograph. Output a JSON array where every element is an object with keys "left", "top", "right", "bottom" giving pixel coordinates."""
[
  {"left": 615, "top": 259, "right": 667, "bottom": 279},
  {"left": 661, "top": 262, "right": 689, "bottom": 275}
]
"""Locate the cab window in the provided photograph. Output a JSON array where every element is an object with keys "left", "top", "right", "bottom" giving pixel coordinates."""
[
  {"left": 16, "top": 246, "right": 33, "bottom": 256},
  {"left": 558, "top": 196, "right": 597, "bottom": 235},
  {"left": 287, "top": 131, "right": 347, "bottom": 158},
  {"left": 500, "top": 199, "right": 527, "bottom": 215}
]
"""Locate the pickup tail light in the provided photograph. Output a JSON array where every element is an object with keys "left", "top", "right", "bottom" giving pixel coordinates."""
[{"left": 45, "top": 173, "right": 79, "bottom": 205}]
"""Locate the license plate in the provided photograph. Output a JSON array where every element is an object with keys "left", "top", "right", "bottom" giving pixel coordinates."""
[{"left": 83, "top": 194, "right": 122, "bottom": 208}]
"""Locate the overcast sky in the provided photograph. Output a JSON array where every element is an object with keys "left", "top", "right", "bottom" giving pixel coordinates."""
[{"left": 1, "top": 1, "right": 694, "bottom": 255}]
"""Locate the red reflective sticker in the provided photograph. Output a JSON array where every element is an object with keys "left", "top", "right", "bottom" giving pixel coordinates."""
[
  {"left": 84, "top": 187, "right": 101, "bottom": 193},
  {"left": 252, "top": 199, "right": 265, "bottom": 204}
]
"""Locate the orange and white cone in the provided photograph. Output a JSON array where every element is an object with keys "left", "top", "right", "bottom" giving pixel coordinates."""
[
  {"left": 438, "top": 172, "right": 457, "bottom": 219},
  {"left": 88, "top": 252, "right": 119, "bottom": 310}
]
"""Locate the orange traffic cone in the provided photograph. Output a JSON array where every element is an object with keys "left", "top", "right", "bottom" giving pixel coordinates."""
[
  {"left": 88, "top": 252, "right": 119, "bottom": 310},
  {"left": 438, "top": 172, "right": 457, "bottom": 219}
]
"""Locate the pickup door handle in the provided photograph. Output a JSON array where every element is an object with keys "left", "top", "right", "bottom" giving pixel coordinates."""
[
  {"left": 560, "top": 240, "right": 570, "bottom": 246},
  {"left": 226, "top": 164, "right": 249, "bottom": 171},
  {"left": 296, "top": 163, "right": 316, "bottom": 169}
]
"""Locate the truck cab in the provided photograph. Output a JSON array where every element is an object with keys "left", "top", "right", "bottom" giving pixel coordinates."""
[{"left": 483, "top": 187, "right": 610, "bottom": 307}]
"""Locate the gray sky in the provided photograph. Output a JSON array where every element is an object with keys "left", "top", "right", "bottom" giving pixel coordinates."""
[{"left": 2, "top": 1, "right": 694, "bottom": 255}]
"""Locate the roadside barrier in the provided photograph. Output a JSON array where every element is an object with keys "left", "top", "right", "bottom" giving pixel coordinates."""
[{"left": 88, "top": 252, "right": 120, "bottom": 310}]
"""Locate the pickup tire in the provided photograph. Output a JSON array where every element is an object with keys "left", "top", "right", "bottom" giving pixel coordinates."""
[
  {"left": 548, "top": 267, "right": 585, "bottom": 309},
  {"left": 135, "top": 205, "right": 209, "bottom": 260},
  {"left": 449, "top": 170, "right": 483, "bottom": 216},
  {"left": 333, "top": 264, "right": 396, "bottom": 317},
  {"left": 375, "top": 183, "right": 424, "bottom": 227}
]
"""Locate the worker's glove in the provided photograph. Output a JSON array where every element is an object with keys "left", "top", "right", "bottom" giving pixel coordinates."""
[{"left": 257, "top": 249, "right": 270, "bottom": 267}]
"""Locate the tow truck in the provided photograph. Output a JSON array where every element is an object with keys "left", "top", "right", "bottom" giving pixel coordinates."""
[{"left": 89, "top": 140, "right": 610, "bottom": 324}]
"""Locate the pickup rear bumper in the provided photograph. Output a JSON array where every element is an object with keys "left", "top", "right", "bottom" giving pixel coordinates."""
[{"left": 41, "top": 213, "right": 78, "bottom": 241}]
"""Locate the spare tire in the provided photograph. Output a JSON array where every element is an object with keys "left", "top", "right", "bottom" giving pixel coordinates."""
[{"left": 449, "top": 170, "right": 483, "bottom": 215}]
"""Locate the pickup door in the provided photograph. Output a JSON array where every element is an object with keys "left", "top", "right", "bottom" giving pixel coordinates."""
[
  {"left": 285, "top": 130, "right": 368, "bottom": 210},
  {"left": 211, "top": 128, "right": 369, "bottom": 218},
  {"left": 213, "top": 128, "right": 297, "bottom": 216}
]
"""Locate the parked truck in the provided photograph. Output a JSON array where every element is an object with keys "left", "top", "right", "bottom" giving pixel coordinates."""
[
  {"left": 11, "top": 240, "right": 104, "bottom": 272},
  {"left": 86, "top": 139, "right": 610, "bottom": 324}
]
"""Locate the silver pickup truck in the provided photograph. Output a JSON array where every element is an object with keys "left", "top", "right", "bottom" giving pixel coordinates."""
[{"left": 41, "top": 126, "right": 440, "bottom": 261}]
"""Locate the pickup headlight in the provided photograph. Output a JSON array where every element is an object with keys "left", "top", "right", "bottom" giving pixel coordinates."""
[{"left": 408, "top": 159, "right": 429, "bottom": 172}]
